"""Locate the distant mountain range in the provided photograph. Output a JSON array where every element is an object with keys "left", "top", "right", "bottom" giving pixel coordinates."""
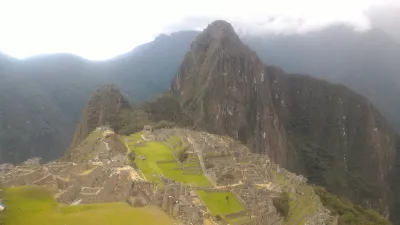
[
  {"left": 0, "top": 31, "right": 197, "bottom": 163},
  {"left": 0, "top": 24, "right": 399, "bottom": 166},
  {"left": 1, "top": 20, "right": 400, "bottom": 224}
]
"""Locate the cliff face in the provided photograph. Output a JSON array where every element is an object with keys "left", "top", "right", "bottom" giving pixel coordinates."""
[
  {"left": 268, "top": 69, "right": 397, "bottom": 213},
  {"left": 171, "top": 20, "right": 289, "bottom": 165},
  {"left": 170, "top": 20, "right": 398, "bottom": 215},
  {"left": 71, "top": 85, "right": 133, "bottom": 148}
]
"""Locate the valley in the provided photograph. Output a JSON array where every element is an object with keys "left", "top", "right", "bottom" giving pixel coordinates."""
[{"left": 0, "top": 19, "right": 398, "bottom": 225}]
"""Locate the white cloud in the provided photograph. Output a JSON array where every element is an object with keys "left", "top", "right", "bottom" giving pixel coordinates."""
[{"left": 0, "top": 0, "right": 395, "bottom": 60}]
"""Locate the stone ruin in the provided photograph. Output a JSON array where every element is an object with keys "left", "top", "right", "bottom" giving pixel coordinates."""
[
  {"left": 0, "top": 153, "right": 148, "bottom": 205},
  {"left": 153, "top": 181, "right": 206, "bottom": 225},
  {"left": 150, "top": 128, "right": 333, "bottom": 225},
  {"left": 0, "top": 127, "right": 334, "bottom": 225}
]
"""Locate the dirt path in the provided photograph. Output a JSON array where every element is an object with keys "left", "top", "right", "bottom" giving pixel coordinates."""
[
  {"left": 141, "top": 134, "right": 149, "bottom": 141},
  {"left": 104, "top": 142, "right": 110, "bottom": 151}
]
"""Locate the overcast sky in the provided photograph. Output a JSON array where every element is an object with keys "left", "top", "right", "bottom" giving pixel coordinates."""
[{"left": 0, "top": 0, "right": 398, "bottom": 60}]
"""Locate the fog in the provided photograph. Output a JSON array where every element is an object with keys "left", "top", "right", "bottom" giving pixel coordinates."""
[{"left": 0, "top": 0, "right": 399, "bottom": 59}]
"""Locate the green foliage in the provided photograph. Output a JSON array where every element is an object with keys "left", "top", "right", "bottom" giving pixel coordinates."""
[
  {"left": 142, "top": 94, "right": 192, "bottom": 126},
  {"left": 167, "top": 135, "right": 186, "bottom": 162},
  {"left": 0, "top": 76, "right": 73, "bottom": 163},
  {"left": 314, "top": 187, "right": 391, "bottom": 225},
  {"left": 127, "top": 151, "right": 137, "bottom": 167},
  {"left": 389, "top": 135, "right": 400, "bottom": 224},
  {"left": 273, "top": 192, "right": 290, "bottom": 219}
]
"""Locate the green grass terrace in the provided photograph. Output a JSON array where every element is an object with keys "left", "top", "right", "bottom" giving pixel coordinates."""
[
  {"left": 0, "top": 186, "right": 174, "bottom": 225},
  {"left": 125, "top": 132, "right": 211, "bottom": 186},
  {"left": 196, "top": 190, "right": 249, "bottom": 224}
]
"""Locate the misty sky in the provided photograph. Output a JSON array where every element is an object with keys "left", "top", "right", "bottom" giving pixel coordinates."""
[{"left": 0, "top": 0, "right": 399, "bottom": 60}]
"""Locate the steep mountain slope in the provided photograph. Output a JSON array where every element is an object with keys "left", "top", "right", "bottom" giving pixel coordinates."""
[
  {"left": 2, "top": 25, "right": 399, "bottom": 165},
  {"left": 0, "top": 75, "right": 71, "bottom": 163},
  {"left": 106, "top": 31, "right": 199, "bottom": 101},
  {"left": 243, "top": 26, "right": 400, "bottom": 131},
  {"left": 268, "top": 70, "right": 396, "bottom": 213},
  {"left": 70, "top": 85, "right": 135, "bottom": 148},
  {"left": 169, "top": 20, "right": 398, "bottom": 217},
  {"left": 0, "top": 31, "right": 196, "bottom": 163},
  {"left": 0, "top": 54, "right": 103, "bottom": 163},
  {"left": 171, "top": 21, "right": 289, "bottom": 165}
]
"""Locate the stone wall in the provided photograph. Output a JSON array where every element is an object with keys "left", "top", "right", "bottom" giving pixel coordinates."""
[
  {"left": 57, "top": 185, "right": 80, "bottom": 204},
  {"left": 77, "top": 166, "right": 107, "bottom": 187}
]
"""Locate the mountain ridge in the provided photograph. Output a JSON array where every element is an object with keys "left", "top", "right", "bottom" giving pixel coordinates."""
[{"left": 169, "top": 20, "right": 398, "bottom": 218}]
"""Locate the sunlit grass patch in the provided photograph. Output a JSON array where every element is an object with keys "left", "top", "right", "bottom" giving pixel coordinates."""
[
  {"left": 196, "top": 190, "right": 245, "bottom": 216},
  {"left": 0, "top": 186, "right": 174, "bottom": 225}
]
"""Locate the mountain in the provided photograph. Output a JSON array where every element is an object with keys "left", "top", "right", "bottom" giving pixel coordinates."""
[
  {"left": 69, "top": 85, "right": 134, "bottom": 148},
  {"left": 243, "top": 25, "right": 400, "bottom": 131},
  {"left": 169, "top": 20, "right": 398, "bottom": 217},
  {"left": 171, "top": 20, "right": 289, "bottom": 164},
  {"left": 99, "top": 30, "right": 199, "bottom": 102},
  {"left": 0, "top": 32, "right": 197, "bottom": 163},
  {"left": 0, "top": 74, "right": 71, "bottom": 163},
  {"left": 2, "top": 24, "right": 400, "bottom": 165},
  {"left": 0, "top": 54, "right": 101, "bottom": 163}
]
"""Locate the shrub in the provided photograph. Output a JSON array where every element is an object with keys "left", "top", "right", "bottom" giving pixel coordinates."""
[
  {"left": 179, "top": 152, "right": 188, "bottom": 162},
  {"left": 273, "top": 192, "right": 290, "bottom": 219},
  {"left": 314, "top": 187, "right": 391, "bottom": 225}
]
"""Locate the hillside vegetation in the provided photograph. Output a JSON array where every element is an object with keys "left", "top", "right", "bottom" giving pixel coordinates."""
[{"left": 315, "top": 187, "right": 391, "bottom": 225}]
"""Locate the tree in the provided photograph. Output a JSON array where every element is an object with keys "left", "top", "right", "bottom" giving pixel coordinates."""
[
  {"left": 273, "top": 192, "right": 290, "bottom": 219},
  {"left": 218, "top": 173, "right": 235, "bottom": 205}
]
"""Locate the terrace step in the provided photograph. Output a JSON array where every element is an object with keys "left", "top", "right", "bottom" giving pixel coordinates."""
[
  {"left": 182, "top": 167, "right": 202, "bottom": 171},
  {"left": 183, "top": 171, "right": 203, "bottom": 174},
  {"left": 225, "top": 210, "right": 248, "bottom": 219},
  {"left": 230, "top": 217, "right": 253, "bottom": 225},
  {"left": 156, "top": 160, "right": 177, "bottom": 164}
]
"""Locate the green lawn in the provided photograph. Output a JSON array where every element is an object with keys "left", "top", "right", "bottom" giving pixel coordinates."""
[
  {"left": 158, "top": 161, "right": 210, "bottom": 186},
  {"left": 0, "top": 186, "right": 174, "bottom": 225},
  {"left": 126, "top": 134, "right": 210, "bottom": 186},
  {"left": 126, "top": 132, "right": 143, "bottom": 143},
  {"left": 196, "top": 190, "right": 245, "bottom": 216}
]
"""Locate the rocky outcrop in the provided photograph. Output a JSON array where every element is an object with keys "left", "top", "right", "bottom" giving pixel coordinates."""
[
  {"left": 268, "top": 70, "right": 397, "bottom": 213},
  {"left": 171, "top": 20, "right": 289, "bottom": 165},
  {"left": 170, "top": 20, "right": 398, "bottom": 216},
  {"left": 70, "top": 85, "right": 133, "bottom": 148}
]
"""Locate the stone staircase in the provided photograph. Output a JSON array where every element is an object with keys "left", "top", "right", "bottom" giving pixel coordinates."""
[{"left": 182, "top": 153, "right": 203, "bottom": 174}]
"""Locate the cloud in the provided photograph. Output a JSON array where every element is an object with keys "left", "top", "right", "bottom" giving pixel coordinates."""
[
  {"left": 163, "top": 0, "right": 382, "bottom": 35},
  {"left": 0, "top": 0, "right": 396, "bottom": 59},
  {"left": 366, "top": 1, "right": 400, "bottom": 43}
]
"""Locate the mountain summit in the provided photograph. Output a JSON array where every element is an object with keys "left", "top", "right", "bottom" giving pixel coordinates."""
[
  {"left": 70, "top": 85, "right": 133, "bottom": 148},
  {"left": 170, "top": 20, "right": 398, "bottom": 216},
  {"left": 171, "top": 20, "right": 289, "bottom": 164}
]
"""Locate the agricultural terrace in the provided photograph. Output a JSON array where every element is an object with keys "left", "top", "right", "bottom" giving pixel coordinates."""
[
  {"left": 0, "top": 186, "right": 174, "bottom": 225},
  {"left": 196, "top": 190, "right": 245, "bottom": 216},
  {"left": 125, "top": 132, "right": 211, "bottom": 186}
]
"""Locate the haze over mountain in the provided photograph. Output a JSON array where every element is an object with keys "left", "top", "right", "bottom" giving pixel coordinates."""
[
  {"left": 0, "top": 31, "right": 196, "bottom": 164},
  {"left": 168, "top": 20, "right": 398, "bottom": 219},
  {"left": 1, "top": 0, "right": 399, "bottom": 59},
  {"left": 1, "top": 22, "right": 399, "bottom": 165},
  {"left": 1, "top": 17, "right": 400, "bottom": 224}
]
